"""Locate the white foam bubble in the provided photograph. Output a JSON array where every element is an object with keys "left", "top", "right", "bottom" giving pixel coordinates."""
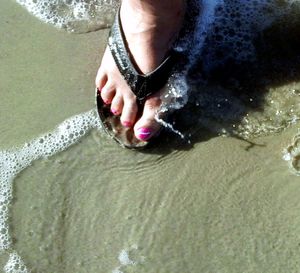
[
  {"left": 118, "top": 249, "right": 136, "bottom": 266},
  {"left": 112, "top": 245, "right": 144, "bottom": 273},
  {"left": 15, "top": 0, "right": 119, "bottom": 33},
  {"left": 4, "top": 252, "right": 28, "bottom": 273},
  {"left": 283, "top": 131, "right": 300, "bottom": 176}
]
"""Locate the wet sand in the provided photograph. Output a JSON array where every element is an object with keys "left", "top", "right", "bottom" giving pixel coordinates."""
[
  {"left": 1, "top": 1, "right": 300, "bottom": 272},
  {"left": 0, "top": 0, "right": 105, "bottom": 149}
]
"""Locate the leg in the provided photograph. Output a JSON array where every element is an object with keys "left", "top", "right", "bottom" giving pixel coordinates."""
[{"left": 95, "top": 0, "right": 185, "bottom": 141}]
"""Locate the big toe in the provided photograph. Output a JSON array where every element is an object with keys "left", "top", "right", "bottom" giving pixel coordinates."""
[{"left": 134, "top": 96, "right": 162, "bottom": 142}]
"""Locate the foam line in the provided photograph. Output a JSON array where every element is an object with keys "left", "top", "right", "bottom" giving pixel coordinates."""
[
  {"left": 4, "top": 252, "right": 28, "bottom": 273},
  {"left": 0, "top": 110, "right": 100, "bottom": 257}
]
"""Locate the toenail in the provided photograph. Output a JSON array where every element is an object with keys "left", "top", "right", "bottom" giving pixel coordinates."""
[
  {"left": 103, "top": 99, "right": 110, "bottom": 105},
  {"left": 137, "top": 128, "right": 152, "bottom": 141},
  {"left": 111, "top": 108, "right": 118, "bottom": 115},
  {"left": 122, "top": 121, "right": 132, "bottom": 128}
]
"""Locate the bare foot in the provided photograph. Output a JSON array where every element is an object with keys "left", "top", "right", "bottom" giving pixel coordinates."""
[{"left": 95, "top": 0, "right": 185, "bottom": 141}]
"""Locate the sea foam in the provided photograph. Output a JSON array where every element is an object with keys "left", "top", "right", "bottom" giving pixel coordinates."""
[
  {"left": 283, "top": 131, "right": 300, "bottom": 176},
  {"left": 15, "top": 0, "right": 119, "bottom": 32},
  {"left": 0, "top": 110, "right": 100, "bottom": 271}
]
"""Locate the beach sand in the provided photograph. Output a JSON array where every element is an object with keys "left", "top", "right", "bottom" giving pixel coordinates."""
[
  {"left": 1, "top": 1, "right": 300, "bottom": 272},
  {"left": 0, "top": 0, "right": 104, "bottom": 149}
]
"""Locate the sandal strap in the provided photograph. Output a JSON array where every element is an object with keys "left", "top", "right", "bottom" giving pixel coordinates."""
[{"left": 108, "top": 8, "right": 177, "bottom": 101}]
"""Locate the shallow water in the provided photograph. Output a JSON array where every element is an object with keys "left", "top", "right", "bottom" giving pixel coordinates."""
[
  {"left": 1, "top": 0, "right": 300, "bottom": 272},
  {"left": 10, "top": 126, "right": 300, "bottom": 273}
]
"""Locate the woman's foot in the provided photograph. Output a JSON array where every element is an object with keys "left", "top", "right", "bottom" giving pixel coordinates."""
[{"left": 95, "top": 0, "right": 185, "bottom": 141}]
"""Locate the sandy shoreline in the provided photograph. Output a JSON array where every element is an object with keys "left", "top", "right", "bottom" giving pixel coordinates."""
[{"left": 1, "top": 1, "right": 300, "bottom": 272}]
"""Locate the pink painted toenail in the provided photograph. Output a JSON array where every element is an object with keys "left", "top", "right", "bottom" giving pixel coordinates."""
[
  {"left": 111, "top": 108, "right": 118, "bottom": 115},
  {"left": 137, "top": 128, "right": 152, "bottom": 141},
  {"left": 122, "top": 121, "right": 132, "bottom": 128},
  {"left": 103, "top": 100, "right": 110, "bottom": 105}
]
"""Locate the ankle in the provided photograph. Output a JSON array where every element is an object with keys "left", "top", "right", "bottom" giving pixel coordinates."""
[
  {"left": 120, "top": 0, "right": 185, "bottom": 37},
  {"left": 121, "top": 0, "right": 185, "bottom": 20}
]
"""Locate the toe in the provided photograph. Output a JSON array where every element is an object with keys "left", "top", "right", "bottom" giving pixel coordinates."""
[
  {"left": 95, "top": 68, "right": 107, "bottom": 91},
  {"left": 134, "top": 96, "right": 162, "bottom": 141},
  {"left": 120, "top": 93, "right": 138, "bottom": 128},
  {"left": 110, "top": 91, "right": 124, "bottom": 115},
  {"left": 101, "top": 81, "right": 115, "bottom": 105}
]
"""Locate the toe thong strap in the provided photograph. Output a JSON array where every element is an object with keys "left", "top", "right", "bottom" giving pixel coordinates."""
[{"left": 108, "top": 8, "right": 177, "bottom": 101}]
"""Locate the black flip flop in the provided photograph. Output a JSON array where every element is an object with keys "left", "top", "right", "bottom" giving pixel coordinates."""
[{"left": 96, "top": 7, "right": 179, "bottom": 149}]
